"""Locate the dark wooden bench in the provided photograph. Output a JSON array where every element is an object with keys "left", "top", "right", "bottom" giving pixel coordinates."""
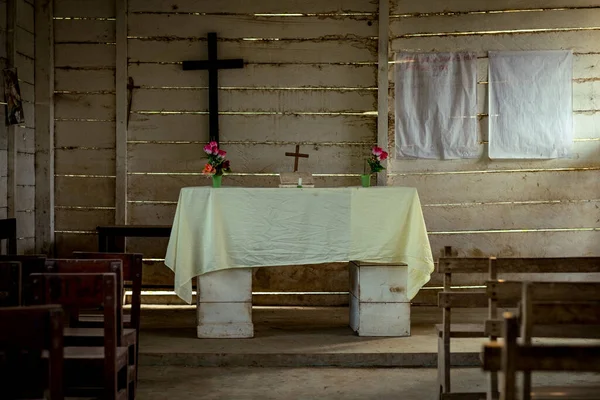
[
  {"left": 0, "top": 255, "right": 46, "bottom": 305},
  {"left": 97, "top": 225, "right": 172, "bottom": 252},
  {"left": 0, "top": 261, "right": 21, "bottom": 307},
  {"left": 483, "top": 281, "right": 600, "bottom": 400},
  {"left": 0, "top": 305, "right": 64, "bottom": 400},
  {"left": 0, "top": 218, "right": 17, "bottom": 255},
  {"left": 437, "top": 256, "right": 600, "bottom": 400}
]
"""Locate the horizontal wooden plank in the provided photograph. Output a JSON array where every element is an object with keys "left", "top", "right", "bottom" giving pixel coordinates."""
[
  {"left": 128, "top": 174, "right": 374, "bottom": 201},
  {"left": 390, "top": 142, "right": 600, "bottom": 173},
  {"left": 16, "top": 52, "right": 33, "bottom": 83},
  {"left": 22, "top": 103, "right": 34, "bottom": 128},
  {"left": 126, "top": 237, "right": 169, "bottom": 259},
  {"left": 54, "top": 19, "right": 115, "bottom": 43},
  {"left": 438, "top": 291, "right": 487, "bottom": 308},
  {"left": 391, "top": 169, "right": 600, "bottom": 204},
  {"left": 55, "top": 69, "right": 115, "bottom": 92},
  {"left": 140, "top": 260, "right": 175, "bottom": 286},
  {"left": 129, "top": 38, "right": 377, "bottom": 63},
  {"left": 574, "top": 81, "right": 600, "bottom": 111},
  {"left": 55, "top": 176, "right": 115, "bottom": 207},
  {"left": 16, "top": 210, "right": 34, "bottom": 238},
  {"left": 55, "top": 44, "right": 116, "bottom": 68},
  {"left": 129, "top": 14, "right": 377, "bottom": 39},
  {"left": 439, "top": 257, "right": 600, "bottom": 274},
  {"left": 392, "top": 9, "right": 600, "bottom": 36},
  {"left": 129, "top": 113, "right": 376, "bottom": 143},
  {"left": 392, "top": 31, "right": 600, "bottom": 55},
  {"left": 55, "top": 208, "right": 115, "bottom": 231},
  {"left": 16, "top": 127, "right": 34, "bottom": 153},
  {"left": 131, "top": 88, "right": 377, "bottom": 113},
  {"left": 16, "top": 184, "right": 34, "bottom": 211},
  {"left": 129, "top": 0, "right": 378, "bottom": 13},
  {"left": 54, "top": 93, "right": 115, "bottom": 120},
  {"left": 55, "top": 149, "right": 115, "bottom": 175},
  {"left": 55, "top": 121, "right": 116, "bottom": 148},
  {"left": 16, "top": 152, "right": 34, "bottom": 185},
  {"left": 16, "top": 27, "right": 34, "bottom": 58},
  {"left": 128, "top": 143, "right": 371, "bottom": 173},
  {"left": 16, "top": 0, "right": 33, "bottom": 32},
  {"left": 20, "top": 82, "right": 34, "bottom": 103},
  {"left": 129, "top": 63, "right": 377, "bottom": 89},
  {"left": 429, "top": 230, "right": 600, "bottom": 259},
  {"left": 129, "top": 203, "right": 176, "bottom": 225},
  {"left": 55, "top": 232, "right": 98, "bottom": 257},
  {"left": 424, "top": 201, "right": 600, "bottom": 232},
  {"left": 391, "top": 0, "right": 600, "bottom": 14},
  {"left": 54, "top": 0, "right": 116, "bottom": 17}
]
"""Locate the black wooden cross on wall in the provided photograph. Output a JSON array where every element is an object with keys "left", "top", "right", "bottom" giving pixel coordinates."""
[{"left": 182, "top": 32, "right": 244, "bottom": 144}]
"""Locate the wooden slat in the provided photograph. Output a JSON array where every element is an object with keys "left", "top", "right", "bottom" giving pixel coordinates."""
[
  {"left": 391, "top": 0, "right": 600, "bottom": 14},
  {"left": 22, "top": 102, "right": 34, "bottom": 127},
  {"left": 139, "top": 260, "right": 175, "bottom": 286},
  {"left": 129, "top": 0, "right": 379, "bottom": 13},
  {"left": 392, "top": 9, "right": 600, "bottom": 36},
  {"left": 115, "top": 0, "right": 127, "bottom": 225},
  {"left": 128, "top": 173, "right": 372, "bottom": 201},
  {"left": 16, "top": 210, "right": 34, "bottom": 238},
  {"left": 16, "top": 184, "right": 34, "bottom": 211},
  {"left": 55, "top": 208, "right": 115, "bottom": 231},
  {"left": 390, "top": 170, "right": 600, "bottom": 204},
  {"left": 16, "top": 52, "right": 33, "bottom": 83},
  {"left": 129, "top": 39, "right": 377, "bottom": 63},
  {"left": 0, "top": 180, "right": 9, "bottom": 208},
  {"left": 131, "top": 88, "right": 377, "bottom": 113},
  {"left": 16, "top": 0, "right": 33, "bottom": 32},
  {"left": 54, "top": 19, "right": 115, "bottom": 43},
  {"left": 55, "top": 44, "right": 116, "bottom": 68},
  {"left": 54, "top": 232, "right": 97, "bottom": 257},
  {"left": 16, "top": 27, "right": 34, "bottom": 58},
  {"left": 16, "top": 152, "right": 34, "bottom": 185},
  {"left": 54, "top": 93, "right": 116, "bottom": 120},
  {"left": 129, "top": 14, "right": 377, "bottom": 39},
  {"left": 423, "top": 201, "right": 600, "bottom": 231},
  {"left": 55, "top": 121, "right": 116, "bottom": 148},
  {"left": 129, "top": 63, "right": 377, "bottom": 89},
  {"left": 128, "top": 143, "right": 371, "bottom": 174},
  {"left": 55, "top": 69, "right": 115, "bottom": 91},
  {"left": 54, "top": 0, "right": 115, "bottom": 17},
  {"left": 128, "top": 203, "right": 175, "bottom": 225},
  {"left": 55, "top": 149, "right": 115, "bottom": 175},
  {"left": 55, "top": 176, "right": 115, "bottom": 207},
  {"left": 527, "top": 281, "right": 600, "bottom": 301},
  {"left": 126, "top": 237, "right": 168, "bottom": 259},
  {"left": 438, "top": 291, "right": 488, "bottom": 308},
  {"left": 129, "top": 114, "right": 376, "bottom": 143},
  {"left": 16, "top": 127, "right": 34, "bottom": 153},
  {"left": 439, "top": 257, "right": 600, "bottom": 274},
  {"left": 19, "top": 82, "right": 34, "bottom": 102},
  {"left": 516, "top": 345, "right": 600, "bottom": 372},
  {"left": 574, "top": 81, "right": 600, "bottom": 111}
]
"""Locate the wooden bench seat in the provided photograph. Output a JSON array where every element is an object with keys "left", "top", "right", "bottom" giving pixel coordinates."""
[{"left": 435, "top": 323, "right": 485, "bottom": 338}]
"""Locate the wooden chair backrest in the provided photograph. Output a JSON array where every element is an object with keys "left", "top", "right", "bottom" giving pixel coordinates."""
[
  {"left": 0, "top": 305, "right": 64, "bottom": 399},
  {"left": 0, "top": 261, "right": 21, "bottom": 307},
  {"left": 0, "top": 255, "right": 46, "bottom": 305},
  {"left": 72, "top": 251, "right": 143, "bottom": 331},
  {"left": 30, "top": 272, "right": 119, "bottom": 396},
  {"left": 0, "top": 218, "right": 17, "bottom": 255},
  {"left": 44, "top": 259, "right": 124, "bottom": 341}
]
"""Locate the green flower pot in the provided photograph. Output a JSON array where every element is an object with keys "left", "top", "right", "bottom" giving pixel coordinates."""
[
  {"left": 212, "top": 175, "right": 222, "bottom": 188},
  {"left": 360, "top": 174, "right": 371, "bottom": 187}
]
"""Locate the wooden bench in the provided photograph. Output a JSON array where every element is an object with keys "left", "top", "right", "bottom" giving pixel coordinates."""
[
  {"left": 0, "top": 255, "right": 46, "bottom": 305},
  {"left": 0, "top": 218, "right": 17, "bottom": 255},
  {"left": 437, "top": 256, "right": 600, "bottom": 400},
  {"left": 97, "top": 225, "right": 171, "bottom": 252},
  {"left": 483, "top": 281, "right": 600, "bottom": 400},
  {"left": 0, "top": 261, "right": 21, "bottom": 307},
  {"left": 0, "top": 305, "right": 64, "bottom": 400}
]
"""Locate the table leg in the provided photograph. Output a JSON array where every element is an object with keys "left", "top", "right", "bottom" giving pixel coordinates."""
[{"left": 196, "top": 268, "right": 254, "bottom": 338}]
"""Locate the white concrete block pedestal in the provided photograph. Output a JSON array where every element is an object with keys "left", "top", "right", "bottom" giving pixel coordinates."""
[{"left": 349, "top": 261, "right": 410, "bottom": 337}]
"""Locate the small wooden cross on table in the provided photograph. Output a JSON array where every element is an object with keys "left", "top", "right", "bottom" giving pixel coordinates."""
[
  {"left": 285, "top": 145, "right": 309, "bottom": 172},
  {"left": 182, "top": 32, "right": 244, "bottom": 144}
]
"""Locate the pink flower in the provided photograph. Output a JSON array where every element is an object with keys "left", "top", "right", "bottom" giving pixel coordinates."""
[
  {"left": 372, "top": 146, "right": 383, "bottom": 157},
  {"left": 203, "top": 144, "right": 213, "bottom": 155},
  {"left": 217, "top": 149, "right": 227, "bottom": 158},
  {"left": 379, "top": 150, "right": 388, "bottom": 161}
]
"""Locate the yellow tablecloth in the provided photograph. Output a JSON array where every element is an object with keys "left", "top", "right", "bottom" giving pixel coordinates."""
[{"left": 165, "top": 186, "right": 434, "bottom": 304}]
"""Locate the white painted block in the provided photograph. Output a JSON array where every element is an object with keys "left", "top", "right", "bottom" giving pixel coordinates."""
[
  {"left": 350, "top": 294, "right": 411, "bottom": 337},
  {"left": 198, "top": 268, "right": 252, "bottom": 302},
  {"left": 349, "top": 261, "right": 409, "bottom": 302},
  {"left": 196, "top": 301, "right": 254, "bottom": 339}
]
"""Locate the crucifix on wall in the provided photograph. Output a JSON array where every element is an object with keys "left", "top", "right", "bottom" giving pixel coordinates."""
[
  {"left": 182, "top": 32, "right": 244, "bottom": 144},
  {"left": 285, "top": 144, "right": 309, "bottom": 172}
]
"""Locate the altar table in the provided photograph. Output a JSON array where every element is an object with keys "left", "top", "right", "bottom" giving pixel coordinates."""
[{"left": 165, "top": 186, "right": 434, "bottom": 337}]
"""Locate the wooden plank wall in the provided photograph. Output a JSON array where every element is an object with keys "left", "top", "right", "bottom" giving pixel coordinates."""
[
  {"left": 126, "top": 0, "right": 379, "bottom": 291},
  {"left": 0, "top": 0, "right": 7, "bottom": 223},
  {"left": 389, "top": 0, "right": 600, "bottom": 263},
  {"left": 53, "top": 0, "right": 116, "bottom": 255}
]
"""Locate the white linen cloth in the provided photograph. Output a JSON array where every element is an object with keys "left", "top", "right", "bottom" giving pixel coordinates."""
[
  {"left": 489, "top": 50, "right": 573, "bottom": 159},
  {"left": 165, "top": 186, "right": 435, "bottom": 304},
  {"left": 395, "top": 52, "right": 479, "bottom": 159}
]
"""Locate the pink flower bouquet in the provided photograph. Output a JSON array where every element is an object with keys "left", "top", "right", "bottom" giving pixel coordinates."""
[
  {"left": 202, "top": 141, "right": 232, "bottom": 177},
  {"left": 365, "top": 146, "right": 388, "bottom": 174}
]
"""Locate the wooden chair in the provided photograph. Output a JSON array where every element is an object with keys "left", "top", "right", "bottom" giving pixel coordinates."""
[
  {"left": 0, "top": 305, "right": 64, "bottom": 400},
  {"left": 483, "top": 281, "right": 600, "bottom": 400},
  {"left": 31, "top": 272, "right": 129, "bottom": 400},
  {"left": 0, "top": 255, "right": 46, "bottom": 305},
  {"left": 0, "top": 218, "right": 17, "bottom": 255},
  {"left": 45, "top": 258, "right": 137, "bottom": 399},
  {"left": 0, "top": 261, "right": 21, "bottom": 307},
  {"left": 437, "top": 256, "right": 600, "bottom": 400}
]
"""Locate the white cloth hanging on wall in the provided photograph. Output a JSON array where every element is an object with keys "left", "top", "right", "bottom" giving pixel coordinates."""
[
  {"left": 488, "top": 50, "right": 573, "bottom": 159},
  {"left": 395, "top": 52, "right": 479, "bottom": 159}
]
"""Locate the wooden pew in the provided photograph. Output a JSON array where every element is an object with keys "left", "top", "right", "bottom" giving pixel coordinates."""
[
  {"left": 0, "top": 255, "right": 46, "bottom": 305},
  {"left": 0, "top": 261, "right": 21, "bottom": 307},
  {"left": 0, "top": 218, "right": 17, "bottom": 255},
  {"left": 0, "top": 305, "right": 64, "bottom": 400},
  {"left": 31, "top": 272, "right": 129, "bottom": 400},
  {"left": 437, "top": 256, "right": 600, "bottom": 400},
  {"left": 96, "top": 225, "right": 171, "bottom": 252},
  {"left": 483, "top": 281, "right": 600, "bottom": 400}
]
